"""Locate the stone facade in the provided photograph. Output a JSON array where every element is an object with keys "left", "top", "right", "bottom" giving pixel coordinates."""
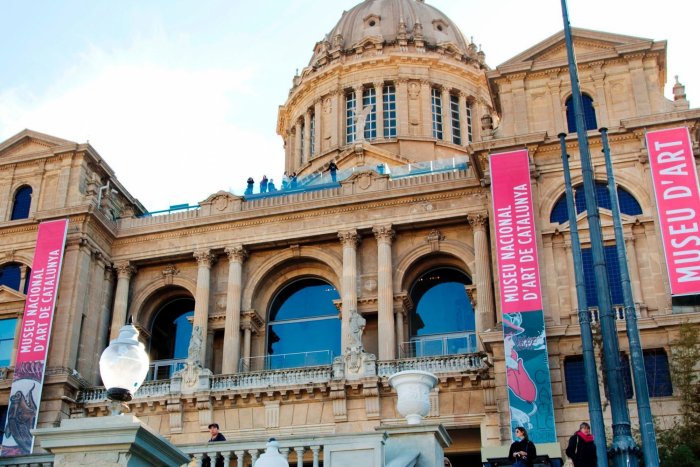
[{"left": 0, "top": 0, "right": 699, "bottom": 464}]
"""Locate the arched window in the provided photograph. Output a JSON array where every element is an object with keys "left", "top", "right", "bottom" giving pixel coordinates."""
[
  {"left": 550, "top": 182, "right": 642, "bottom": 224},
  {"left": 566, "top": 94, "right": 597, "bottom": 133},
  {"left": 11, "top": 185, "right": 32, "bottom": 221},
  {"left": 0, "top": 263, "right": 30, "bottom": 294},
  {"left": 266, "top": 277, "right": 340, "bottom": 370},
  {"left": 407, "top": 267, "right": 475, "bottom": 357},
  {"left": 149, "top": 297, "right": 194, "bottom": 379}
]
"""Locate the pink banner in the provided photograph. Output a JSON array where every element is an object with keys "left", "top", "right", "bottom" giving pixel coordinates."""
[
  {"left": 490, "top": 149, "right": 543, "bottom": 314},
  {"left": 1, "top": 219, "right": 68, "bottom": 456},
  {"left": 646, "top": 127, "right": 700, "bottom": 296}
]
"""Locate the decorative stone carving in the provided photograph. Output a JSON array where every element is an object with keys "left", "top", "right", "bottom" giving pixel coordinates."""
[
  {"left": 225, "top": 245, "right": 248, "bottom": 263},
  {"left": 372, "top": 225, "right": 395, "bottom": 243},
  {"left": 363, "top": 382, "right": 381, "bottom": 419},
  {"left": 161, "top": 264, "right": 179, "bottom": 285},
  {"left": 389, "top": 370, "right": 438, "bottom": 425},
  {"left": 115, "top": 261, "right": 137, "bottom": 279},
  {"left": 193, "top": 250, "right": 216, "bottom": 268},
  {"left": 188, "top": 325, "right": 204, "bottom": 365},
  {"left": 265, "top": 400, "right": 281, "bottom": 429},
  {"left": 338, "top": 230, "right": 361, "bottom": 248},
  {"left": 425, "top": 229, "right": 445, "bottom": 251},
  {"left": 348, "top": 309, "right": 366, "bottom": 351},
  {"left": 330, "top": 384, "right": 348, "bottom": 422}
]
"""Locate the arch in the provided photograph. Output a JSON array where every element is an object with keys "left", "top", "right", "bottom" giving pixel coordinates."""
[
  {"left": 242, "top": 246, "right": 342, "bottom": 310},
  {"left": 10, "top": 185, "right": 33, "bottom": 221},
  {"left": 0, "top": 262, "right": 31, "bottom": 294},
  {"left": 393, "top": 239, "right": 473, "bottom": 294},
  {"left": 129, "top": 276, "right": 197, "bottom": 328},
  {"left": 549, "top": 182, "right": 643, "bottom": 224}
]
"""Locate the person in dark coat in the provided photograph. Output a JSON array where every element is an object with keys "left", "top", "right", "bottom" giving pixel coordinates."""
[
  {"left": 508, "top": 426, "right": 536, "bottom": 467},
  {"left": 245, "top": 177, "right": 254, "bottom": 195},
  {"left": 203, "top": 423, "right": 226, "bottom": 467},
  {"left": 328, "top": 160, "right": 338, "bottom": 182},
  {"left": 566, "top": 422, "right": 597, "bottom": 467},
  {"left": 260, "top": 175, "right": 268, "bottom": 193}
]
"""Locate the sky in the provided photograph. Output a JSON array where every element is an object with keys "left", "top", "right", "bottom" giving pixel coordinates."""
[{"left": 1, "top": 0, "right": 696, "bottom": 211}]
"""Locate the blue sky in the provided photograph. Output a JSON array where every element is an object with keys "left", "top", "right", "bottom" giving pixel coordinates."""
[{"left": 1, "top": 0, "right": 696, "bottom": 210}]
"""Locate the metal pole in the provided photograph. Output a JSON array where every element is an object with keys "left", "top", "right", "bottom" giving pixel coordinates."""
[
  {"left": 559, "top": 134, "right": 609, "bottom": 466},
  {"left": 600, "top": 128, "right": 660, "bottom": 466},
  {"left": 559, "top": 1, "right": 639, "bottom": 465}
]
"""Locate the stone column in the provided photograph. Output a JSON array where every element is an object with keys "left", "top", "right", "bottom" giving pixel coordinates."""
[
  {"left": 374, "top": 81, "right": 384, "bottom": 139},
  {"left": 421, "top": 80, "right": 433, "bottom": 138},
  {"left": 294, "top": 120, "right": 303, "bottom": 167},
  {"left": 354, "top": 85, "right": 364, "bottom": 140},
  {"left": 18, "top": 264, "right": 28, "bottom": 294},
  {"left": 222, "top": 245, "right": 247, "bottom": 374},
  {"left": 95, "top": 263, "right": 116, "bottom": 384},
  {"left": 441, "top": 87, "right": 452, "bottom": 143},
  {"left": 110, "top": 261, "right": 136, "bottom": 341},
  {"left": 468, "top": 214, "right": 495, "bottom": 336},
  {"left": 547, "top": 78, "right": 565, "bottom": 134},
  {"left": 394, "top": 295, "right": 409, "bottom": 357},
  {"left": 303, "top": 111, "right": 311, "bottom": 163},
  {"left": 592, "top": 67, "right": 610, "bottom": 128},
  {"left": 396, "top": 79, "right": 409, "bottom": 137},
  {"left": 193, "top": 249, "right": 216, "bottom": 366},
  {"left": 373, "top": 225, "right": 396, "bottom": 360},
  {"left": 338, "top": 230, "right": 360, "bottom": 352},
  {"left": 241, "top": 322, "right": 253, "bottom": 369},
  {"left": 458, "top": 93, "right": 468, "bottom": 145},
  {"left": 313, "top": 99, "right": 322, "bottom": 156}
]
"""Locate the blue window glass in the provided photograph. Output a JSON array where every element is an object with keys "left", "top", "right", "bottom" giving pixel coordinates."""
[
  {"left": 431, "top": 88, "right": 443, "bottom": 139},
  {"left": 450, "top": 94, "right": 461, "bottom": 145},
  {"left": 644, "top": 349, "right": 673, "bottom": 397},
  {"left": 582, "top": 245, "right": 624, "bottom": 307},
  {"left": 267, "top": 278, "right": 340, "bottom": 369},
  {"left": 550, "top": 183, "right": 642, "bottom": 224},
  {"left": 363, "top": 87, "right": 377, "bottom": 140},
  {"left": 0, "top": 263, "right": 23, "bottom": 292},
  {"left": 408, "top": 268, "right": 475, "bottom": 356},
  {"left": 0, "top": 318, "right": 18, "bottom": 367},
  {"left": 11, "top": 186, "right": 32, "bottom": 221},
  {"left": 346, "top": 91, "right": 356, "bottom": 144},
  {"left": 383, "top": 84, "right": 397, "bottom": 138},
  {"left": 566, "top": 94, "right": 597, "bottom": 133},
  {"left": 149, "top": 297, "right": 194, "bottom": 362},
  {"left": 309, "top": 112, "right": 316, "bottom": 157},
  {"left": 564, "top": 356, "right": 587, "bottom": 403}
]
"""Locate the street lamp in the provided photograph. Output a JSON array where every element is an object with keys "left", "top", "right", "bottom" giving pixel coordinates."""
[{"left": 99, "top": 321, "right": 150, "bottom": 414}]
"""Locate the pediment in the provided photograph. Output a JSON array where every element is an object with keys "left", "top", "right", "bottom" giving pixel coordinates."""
[
  {"left": 0, "top": 286, "right": 26, "bottom": 305},
  {"left": 498, "top": 28, "right": 654, "bottom": 68},
  {"left": 0, "top": 129, "right": 76, "bottom": 160},
  {"left": 336, "top": 141, "right": 413, "bottom": 169}
]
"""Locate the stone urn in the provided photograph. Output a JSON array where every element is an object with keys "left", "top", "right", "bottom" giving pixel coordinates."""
[{"left": 388, "top": 370, "right": 438, "bottom": 425}]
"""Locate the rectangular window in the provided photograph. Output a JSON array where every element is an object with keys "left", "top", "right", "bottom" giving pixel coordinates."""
[
  {"left": 0, "top": 318, "right": 17, "bottom": 367},
  {"left": 582, "top": 245, "right": 624, "bottom": 307},
  {"left": 431, "top": 88, "right": 443, "bottom": 139},
  {"left": 309, "top": 112, "right": 316, "bottom": 157},
  {"left": 566, "top": 353, "right": 633, "bottom": 403},
  {"left": 466, "top": 101, "right": 473, "bottom": 143},
  {"left": 362, "top": 87, "right": 377, "bottom": 140},
  {"left": 644, "top": 349, "right": 673, "bottom": 397},
  {"left": 450, "top": 94, "right": 461, "bottom": 145},
  {"left": 345, "top": 91, "right": 356, "bottom": 144},
  {"left": 383, "top": 84, "right": 397, "bottom": 138}
]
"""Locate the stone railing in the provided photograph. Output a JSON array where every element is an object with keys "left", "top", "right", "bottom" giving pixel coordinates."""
[
  {"left": 0, "top": 453, "right": 54, "bottom": 466},
  {"left": 77, "top": 352, "right": 487, "bottom": 404},
  {"left": 377, "top": 353, "right": 489, "bottom": 377},
  {"left": 211, "top": 365, "right": 333, "bottom": 392}
]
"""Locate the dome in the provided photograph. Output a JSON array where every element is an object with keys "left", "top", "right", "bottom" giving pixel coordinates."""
[{"left": 309, "top": 0, "right": 474, "bottom": 66}]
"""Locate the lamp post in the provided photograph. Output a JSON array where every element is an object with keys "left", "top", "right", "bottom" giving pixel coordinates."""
[
  {"left": 99, "top": 321, "right": 150, "bottom": 415},
  {"left": 559, "top": 1, "right": 639, "bottom": 465}
]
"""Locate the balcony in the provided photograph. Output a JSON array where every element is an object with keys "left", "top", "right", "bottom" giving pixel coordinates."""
[
  {"left": 238, "top": 350, "right": 334, "bottom": 372},
  {"left": 399, "top": 331, "right": 477, "bottom": 359}
]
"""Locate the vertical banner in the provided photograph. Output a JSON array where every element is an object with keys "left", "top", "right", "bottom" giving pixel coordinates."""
[
  {"left": 1, "top": 219, "right": 68, "bottom": 456},
  {"left": 490, "top": 149, "right": 556, "bottom": 443},
  {"left": 646, "top": 126, "right": 700, "bottom": 296}
]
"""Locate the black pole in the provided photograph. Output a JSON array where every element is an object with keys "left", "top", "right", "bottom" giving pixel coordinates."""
[
  {"left": 559, "top": 1, "right": 639, "bottom": 465},
  {"left": 559, "top": 134, "right": 609, "bottom": 466}
]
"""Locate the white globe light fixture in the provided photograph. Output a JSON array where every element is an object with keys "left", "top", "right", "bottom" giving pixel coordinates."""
[
  {"left": 254, "top": 438, "right": 288, "bottom": 467},
  {"left": 99, "top": 321, "right": 150, "bottom": 412}
]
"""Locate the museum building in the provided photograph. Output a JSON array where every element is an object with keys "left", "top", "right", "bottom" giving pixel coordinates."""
[{"left": 0, "top": 0, "right": 699, "bottom": 464}]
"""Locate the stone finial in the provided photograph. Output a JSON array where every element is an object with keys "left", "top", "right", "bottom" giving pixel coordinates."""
[{"left": 673, "top": 75, "right": 689, "bottom": 109}]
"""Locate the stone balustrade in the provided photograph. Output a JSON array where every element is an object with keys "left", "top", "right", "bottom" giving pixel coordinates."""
[{"left": 0, "top": 453, "right": 54, "bottom": 466}]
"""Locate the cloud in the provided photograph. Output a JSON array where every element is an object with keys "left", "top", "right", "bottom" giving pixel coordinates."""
[{"left": 0, "top": 34, "right": 284, "bottom": 211}]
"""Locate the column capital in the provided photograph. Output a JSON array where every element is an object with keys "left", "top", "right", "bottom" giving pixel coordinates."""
[
  {"left": 114, "top": 261, "right": 137, "bottom": 279},
  {"left": 225, "top": 245, "right": 248, "bottom": 263},
  {"left": 338, "top": 229, "right": 361, "bottom": 248},
  {"left": 240, "top": 310, "right": 264, "bottom": 334},
  {"left": 372, "top": 81, "right": 384, "bottom": 90},
  {"left": 372, "top": 225, "right": 395, "bottom": 243},
  {"left": 194, "top": 249, "right": 217, "bottom": 268},
  {"left": 467, "top": 213, "right": 488, "bottom": 229}
]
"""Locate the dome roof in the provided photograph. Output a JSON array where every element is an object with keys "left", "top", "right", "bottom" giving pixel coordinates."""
[{"left": 310, "top": 0, "right": 473, "bottom": 65}]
